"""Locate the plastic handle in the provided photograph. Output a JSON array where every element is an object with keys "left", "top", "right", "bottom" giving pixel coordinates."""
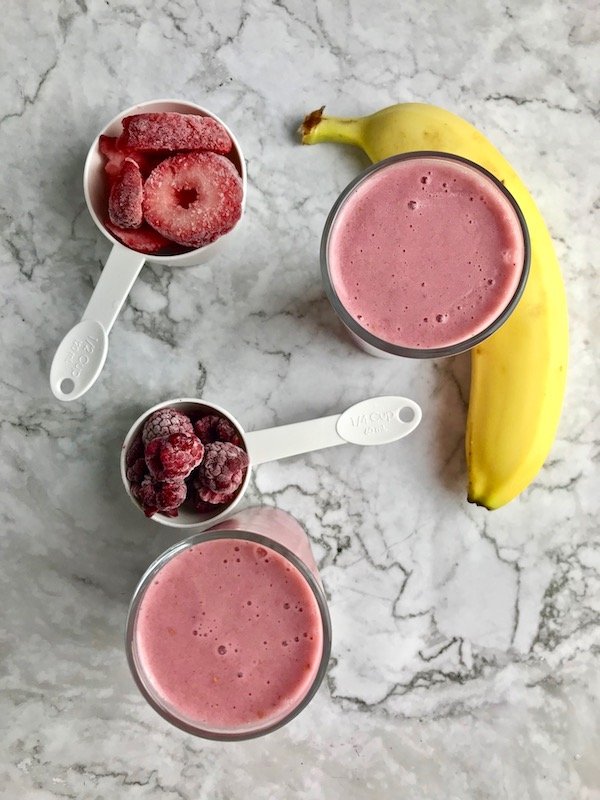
[
  {"left": 49, "top": 245, "right": 145, "bottom": 401},
  {"left": 81, "top": 244, "right": 145, "bottom": 332},
  {"left": 245, "top": 396, "right": 422, "bottom": 466}
]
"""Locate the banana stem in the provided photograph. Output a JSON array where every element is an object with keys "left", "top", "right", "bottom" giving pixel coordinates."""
[{"left": 299, "top": 107, "right": 363, "bottom": 147}]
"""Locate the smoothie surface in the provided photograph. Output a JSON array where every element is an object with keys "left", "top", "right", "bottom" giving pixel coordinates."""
[
  {"left": 135, "top": 538, "right": 323, "bottom": 730},
  {"left": 328, "top": 156, "right": 525, "bottom": 349}
]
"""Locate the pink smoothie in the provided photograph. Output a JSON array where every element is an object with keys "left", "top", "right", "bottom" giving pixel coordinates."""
[
  {"left": 328, "top": 156, "right": 526, "bottom": 350},
  {"left": 133, "top": 537, "right": 324, "bottom": 731}
]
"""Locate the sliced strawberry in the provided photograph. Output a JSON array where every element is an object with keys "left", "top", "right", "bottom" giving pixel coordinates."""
[
  {"left": 119, "top": 112, "right": 232, "bottom": 154},
  {"left": 98, "top": 135, "right": 158, "bottom": 179},
  {"left": 143, "top": 152, "right": 243, "bottom": 248},
  {"left": 109, "top": 158, "right": 143, "bottom": 229},
  {"left": 105, "top": 220, "right": 171, "bottom": 254}
]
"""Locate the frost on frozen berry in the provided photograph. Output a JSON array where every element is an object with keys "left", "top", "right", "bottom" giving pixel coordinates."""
[
  {"left": 142, "top": 407, "right": 195, "bottom": 445},
  {"left": 132, "top": 475, "right": 187, "bottom": 517},
  {"left": 143, "top": 151, "right": 243, "bottom": 248},
  {"left": 193, "top": 483, "right": 237, "bottom": 506},
  {"left": 126, "top": 457, "right": 147, "bottom": 485},
  {"left": 109, "top": 158, "right": 143, "bottom": 229},
  {"left": 125, "top": 436, "right": 146, "bottom": 483},
  {"left": 126, "top": 435, "right": 144, "bottom": 468},
  {"left": 98, "top": 135, "right": 157, "bottom": 179},
  {"left": 145, "top": 432, "right": 204, "bottom": 481},
  {"left": 191, "top": 495, "right": 225, "bottom": 513},
  {"left": 119, "top": 112, "right": 232, "bottom": 154},
  {"left": 193, "top": 415, "right": 243, "bottom": 447},
  {"left": 105, "top": 220, "right": 171, "bottom": 254},
  {"left": 195, "top": 441, "right": 248, "bottom": 495}
]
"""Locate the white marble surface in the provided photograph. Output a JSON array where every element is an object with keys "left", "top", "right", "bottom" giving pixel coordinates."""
[{"left": 1, "top": 0, "right": 599, "bottom": 797}]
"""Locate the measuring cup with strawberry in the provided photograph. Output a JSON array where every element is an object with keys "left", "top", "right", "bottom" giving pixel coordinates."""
[{"left": 50, "top": 99, "right": 247, "bottom": 402}]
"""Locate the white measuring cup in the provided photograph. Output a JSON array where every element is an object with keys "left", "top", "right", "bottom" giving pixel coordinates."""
[
  {"left": 49, "top": 99, "right": 247, "bottom": 402},
  {"left": 120, "top": 395, "right": 422, "bottom": 530}
]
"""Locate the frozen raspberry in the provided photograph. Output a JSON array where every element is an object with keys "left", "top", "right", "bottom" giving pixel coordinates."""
[
  {"left": 125, "top": 436, "right": 147, "bottom": 483},
  {"left": 109, "top": 158, "right": 143, "bottom": 229},
  {"left": 105, "top": 220, "right": 171, "bottom": 253},
  {"left": 142, "top": 407, "right": 195, "bottom": 445},
  {"left": 194, "top": 484, "right": 237, "bottom": 506},
  {"left": 132, "top": 475, "right": 187, "bottom": 517},
  {"left": 145, "top": 432, "right": 204, "bottom": 481},
  {"left": 126, "top": 457, "right": 147, "bottom": 485},
  {"left": 119, "top": 112, "right": 232, "bottom": 154},
  {"left": 125, "top": 435, "right": 144, "bottom": 467},
  {"left": 193, "top": 415, "right": 243, "bottom": 447},
  {"left": 195, "top": 441, "right": 248, "bottom": 495},
  {"left": 143, "top": 152, "right": 243, "bottom": 248},
  {"left": 98, "top": 135, "right": 157, "bottom": 179}
]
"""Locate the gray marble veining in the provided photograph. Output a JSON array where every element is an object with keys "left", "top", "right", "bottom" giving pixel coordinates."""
[{"left": 1, "top": 0, "right": 599, "bottom": 798}]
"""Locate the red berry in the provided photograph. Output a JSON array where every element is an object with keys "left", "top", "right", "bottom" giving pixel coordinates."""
[
  {"left": 193, "top": 415, "right": 243, "bottom": 447},
  {"left": 132, "top": 475, "right": 187, "bottom": 517},
  {"left": 194, "top": 500, "right": 214, "bottom": 513},
  {"left": 142, "top": 407, "right": 194, "bottom": 445},
  {"left": 145, "top": 432, "right": 204, "bottom": 481},
  {"left": 143, "top": 152, "right": 243, "bottom": 248},
  {"left": 125, "top": 435, "right": 144, "bottom": 467},
  {"left": 109, "top": 158, "right": 143, "bottom": 229},
  {"left": 119, "top": 112, "right": 232, "bottom": 154},
  {"left": 195, "top": 441, "right": 248, "bottom": 494},
  {"left": 126, "top": 457, "right": 147, "bottom": 485},
  {"left": 125, "top": 435, "right": 147, "bottom": 483},
  {"left": 98, "top": 135, "right": 157, "bottom": 179},
  {"left": 104, "top": 220, "right": 172, "bottom": 253},
  {"left": 194, "top": 484, "right": 237, "bottom": 506}
]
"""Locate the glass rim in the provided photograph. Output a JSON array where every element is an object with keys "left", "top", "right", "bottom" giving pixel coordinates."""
[
  {"left": 320, "top": 150, "right": 531, "bottom": 359},
  {"left": 125, "top": 529, "right": 332, "bottom": 741}
]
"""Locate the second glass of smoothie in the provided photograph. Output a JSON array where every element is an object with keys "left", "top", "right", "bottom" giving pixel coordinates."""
[
  {"left": 321, "top": 152, "right": 530, "bottom": 358},
  {"left": 126, "top": 507, "right": 331, "bottom": 740}
]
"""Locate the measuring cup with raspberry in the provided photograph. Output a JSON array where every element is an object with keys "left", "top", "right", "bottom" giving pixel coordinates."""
[
  {"left": 50, "top": 99, "right": 247, "bottom": 403},
  {"left": 120, "top": 396, "right": 423, "bottom": 530}
]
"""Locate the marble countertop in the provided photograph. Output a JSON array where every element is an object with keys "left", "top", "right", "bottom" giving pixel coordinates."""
[{"left": 2, "top": 1, "right": 599, "bottom": 798}]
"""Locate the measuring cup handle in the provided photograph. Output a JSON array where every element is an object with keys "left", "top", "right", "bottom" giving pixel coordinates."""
[
  {"left": 245, "top": 414, "right": 344, "bottom": 466},
  {"left": 244, "top": 396, "right": 422, "bottom": 466},
  {"left": 49, "top": 244, "right": 145, "bottom": 401},
  {"left": 83, "top": 244, "right": 146, "bottom": 332}
]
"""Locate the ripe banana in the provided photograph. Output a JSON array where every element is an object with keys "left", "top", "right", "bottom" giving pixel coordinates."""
[{"left": 300, "top": 104, "right": 568, "bottom": 509}]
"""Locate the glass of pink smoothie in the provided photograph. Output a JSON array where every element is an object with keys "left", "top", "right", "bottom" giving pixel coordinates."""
[
  {"left": 126, "top": 507, "right": 331, "bottom": 740},
  {"left": 321, "top": 152, "right": 530, "bottom": 358}
]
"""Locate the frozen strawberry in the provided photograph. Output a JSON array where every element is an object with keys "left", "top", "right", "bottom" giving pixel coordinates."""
[
  {"left": 143, "top": 407, "right": 195, "bottom": 445},
  {"left": 132, "top": 475, "right": 187, "bottom": 517},
  {"left": 193, "top": 414, "right": 243, "bottom": 447},
  {"left": 143, "top": 152, "right": 243, "bottom": 248},
  {"left": 145, "top": 432, "right": 204, "bottom": 481},
  {"left": 108, "top": 158, "right": 143, "bottom": 229},
  {"left": 119, "top": 112, "right": 232, "bottom": 154},
  {"left": 105, "top": 220, "right": 171, "bottom": 253},
  {"left": 195, "top": 441, "right": 248, "bottom": 495},
  {"left": 98, "top": 135, "right": 156, "bottom": 179}
]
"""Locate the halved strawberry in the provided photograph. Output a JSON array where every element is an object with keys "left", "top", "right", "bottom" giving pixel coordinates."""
[
  {"left": 143, "top": 152, "right": 243, "bottom": 248},
  {"left": 104, "top": 220, "right": 171, "bottom": 254},
  {"left": 108, "top": 158, "right": 143, "bottom": 229},
  {"left": 98, "top": 135, "right": 158, "bottom": 179},
  {"left": 119, "top": 112, "right": 232, "bottom": 154}
]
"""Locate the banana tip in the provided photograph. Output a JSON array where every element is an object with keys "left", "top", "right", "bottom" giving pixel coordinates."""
[
  {"left": 467, "top": 493, "right": 494, "bottom": 510},
  {"left": 299, "top": 105, "right": 325, "bottom": 143}
]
